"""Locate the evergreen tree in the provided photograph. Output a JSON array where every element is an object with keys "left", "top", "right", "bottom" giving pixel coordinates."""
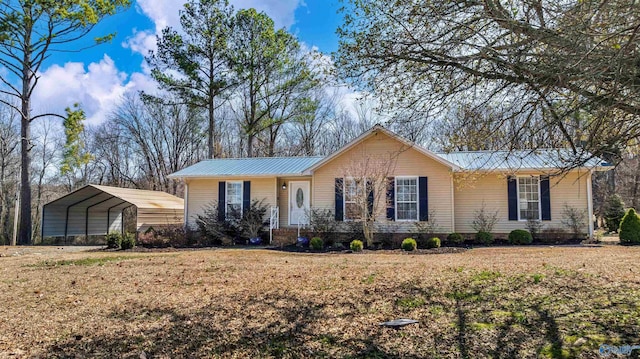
[
  {"left": 619, "top": 209, "right": 640, "bottom": 245},
  {"left": 604, "top": 194, "right": 626, "bottom": 233}
]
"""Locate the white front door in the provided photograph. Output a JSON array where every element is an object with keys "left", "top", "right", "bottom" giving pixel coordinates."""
[{"left": 289, "top": 181, "right": 310, "bottom": 225}]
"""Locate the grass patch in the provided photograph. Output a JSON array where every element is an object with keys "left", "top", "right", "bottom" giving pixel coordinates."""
[
  {"left": 1, "top": 246, "right": 639, "bottom": 358},
  {"left": 28, "top": 255, "right": 148, "bottom": 268},
  {"left": 396, "top": 296, "right": 426, "bottom": 309},
  {"left": 471, "top": 270, "right": 502, "bottom": 282}
]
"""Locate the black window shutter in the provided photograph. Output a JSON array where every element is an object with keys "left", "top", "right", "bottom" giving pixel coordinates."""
[
  {"left": 540, "top": 176, "right": 551, "bottom": 220},
  {"left": 243, "top": 181, "right": 251, "bottom": 215},
  {"left": 335, "top": 178, "right": 344, "bottom": 221},
  {"left": 386, "top": 177, "right": 395, "bottom": 221},
  {"left": 419, "top": 177, "right": 429, "bottom": 221},
  {"left": 218, "top": 181, "right": 226, "bottom": 221},
  {"left": 508, "top": 176, "right": 518, "bottom": 221},
  {"left": 366, "top": 180, "right": 374, "bottom": 217}
]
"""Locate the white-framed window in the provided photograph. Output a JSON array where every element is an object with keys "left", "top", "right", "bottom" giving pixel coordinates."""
[
  {"left": 396, "top": 177, "right": 418, "bottom": 221},
  {"left": 344, "top": 178, "right": 363, "bottom": 221},
  {"left": 517, "top": 176, "right": 540, "bottom": 220},
  {"left": 226, "top": 181, "right": 243, "bottom": 219}
]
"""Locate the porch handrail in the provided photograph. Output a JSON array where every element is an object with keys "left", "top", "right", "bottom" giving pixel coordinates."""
[{"left": 269, "top": 206, "right": 279, "bottom": 244}]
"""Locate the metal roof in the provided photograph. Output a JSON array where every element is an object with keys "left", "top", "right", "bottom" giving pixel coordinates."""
[
  {"left": 42, "top": 185, "right": 184, "bottom": 238},
  {"left": 436, "top": 149, "right": 612, "bottom": 171},
  {"left": 168, "top": 156, "right": 325, "bottom": 178},
  {"left": 44, "top": 184, "right": 184, "bottom": 210}
]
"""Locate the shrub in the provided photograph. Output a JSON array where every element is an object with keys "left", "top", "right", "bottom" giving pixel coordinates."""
[
  {"left": 619, "top": 208, "right": 640, "bottom": 245},
  {"left": 471, "top": 202, "right": 499, "bottom": 233},
  {"left": 308, "top": 208, "right": 338, "bottom": 246},
  {"left": 425, "top": 237, "right": 441, "bottom": 249},
  {"left": 525, "top": 219, "right": 543, "bottom": 241},
  {"left": 508, "top": 229, "right": 533, "bottom": 245},
  {"left": 561, "top": 204, "right": 587, "bottom": 239},
  {"left": 475, "top": 231, "right": 494, "bottom": 245},
  {"left": 194, "top": 201, "right": 238, "bottom": 245},
  {"left": 605, "top": 194, "right": 626, "bottom": 233},
  {"left": 447, "top": 232, "right": 464, "bottom": 244},
  {"left": 120, "top": 233, "right": 136, "bottom": 250},
  {"left": 137, "top": 230, "right": 166, "bottom": 247},
  {"left": 350, "top": 240, "right": 364, "bottom": 252},
  {"left": 310, "top": 237, "right": 324, "bottom": 250},
  {"left": 239, "top": 199, "right": 269, "bottom": 240},
  {"left": 401, "top": 237, "right": 417, "bottom": 251},
  {"left": 105, "top": 232, "right": 122, "bottom": 249}
]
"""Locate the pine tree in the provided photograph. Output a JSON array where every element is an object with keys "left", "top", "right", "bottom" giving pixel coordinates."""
[
  {"left": 619, "top": 209, "right": 640, "bottom": 245},
  {"left": 604, "top": 194, "right": 626, "bottom": 233}
]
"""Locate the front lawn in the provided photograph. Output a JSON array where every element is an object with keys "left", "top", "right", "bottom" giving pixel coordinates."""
[{"left": 0, "top": 245, "right": 638, "bottom": 358}]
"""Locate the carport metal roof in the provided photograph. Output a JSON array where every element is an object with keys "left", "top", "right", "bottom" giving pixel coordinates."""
[{"left": 42, "top": 184, "right": 184, "bottom": 238}]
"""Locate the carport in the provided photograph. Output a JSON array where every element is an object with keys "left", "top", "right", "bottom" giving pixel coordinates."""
[{"left": 42, "top": 184, "right": 184, "bottom": 240}]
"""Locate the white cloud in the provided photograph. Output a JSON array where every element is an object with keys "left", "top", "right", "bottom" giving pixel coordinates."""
[
  {"left": 125, "top": 0, "right": 305, "bottom": 57},
  {"left": 32, "top": 55, "right": 155, "bottom": 125}
]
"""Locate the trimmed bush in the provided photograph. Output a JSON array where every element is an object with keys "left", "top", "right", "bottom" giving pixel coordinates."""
[
  {"left": 120, "top": 233, "right": 136, "bottom": 250},
  {"left": 475, "top": 231, "right": 494, "bottom": 245},
  {"left": 619, "top": 208, "right": 640, "bottom": 245},
  {"left": 426, "top": 237, "right": 441, "bottom": 249},
  {"left": 310, "top": 237, "right": 324, "bottom": 250},
  {"left": 401, "top": 238, "right": 417, "bottom": 251},
  {"left": 350, "top": 240, "right": 364, "bottom": 252},
  {"left": 447, "top": 232, "right": 464, "bottom": 244},
  {"left": 105, "top": 232, "right": 122, "bottom": 249},
  {"left": 508, "top": 229, "right": 533, "bottom": 245}
]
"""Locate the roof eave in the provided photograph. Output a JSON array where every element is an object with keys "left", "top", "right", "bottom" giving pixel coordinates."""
[{"left": 170, "top": 172, "right": 311, "bottom": 179}]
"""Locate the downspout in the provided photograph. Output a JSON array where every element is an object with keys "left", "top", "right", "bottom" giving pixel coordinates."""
[
  {"left": 450, "top": 171, "right": 455, "bottom": 232},
  {"left": 587, "top": 170, "right": 594, "bottom": 238},
  {"left": 184, "top": 182, "right": 189, "bottom": 229}
]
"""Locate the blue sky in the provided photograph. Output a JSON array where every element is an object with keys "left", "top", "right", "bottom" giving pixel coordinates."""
[{"left": 28, "top": 0, "right": 347, "bottom": 124}]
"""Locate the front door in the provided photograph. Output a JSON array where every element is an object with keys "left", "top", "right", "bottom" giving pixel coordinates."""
[{"left": 289, "top": 181, "right": 310, "bottom": 225}]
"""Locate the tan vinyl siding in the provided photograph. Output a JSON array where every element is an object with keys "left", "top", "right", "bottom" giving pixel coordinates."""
[
  {"left": 185, "top": 177, "right": 277, "bottom": 228},
  {"left": 453, "top": 171, "right": 589, "bottom": 234},
  {"left": 312, "top": 131, "right": 454, "bottom": 232}
]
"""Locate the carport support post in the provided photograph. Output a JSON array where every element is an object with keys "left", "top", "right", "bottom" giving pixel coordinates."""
[
  {"left": 64, "top": 193, "right": 102, "bottom": 244},
  {"left": 85, "top": 196, "right": 115, "bottom": 240},
  {"left": 106, "top": 201, "right": 127, "bottom": 235}
]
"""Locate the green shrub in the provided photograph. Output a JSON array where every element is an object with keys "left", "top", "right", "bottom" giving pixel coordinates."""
[
  {"left": 475, "top": 231, "right": 494, "bottom": 245},
  {"left": 401, "top": 237, "right": 417, "bottom": 251},
  {"left": 310, "top": 237, "right": 324, "bottom": 250},
  {"left": 619, "top": 208, "right": 640, "bottom": 245},
  {"left": 105, "top": 232, "right": 122, "bottom": 249},
  {"left": 447, "top": 232, "right": 464, "bottom": 244},
  {"left": 120, "top": 233, "right": 136, "bottom": 250},
  {"left": 350, "top": 240, "right": 363, "bottom": 252},
  {"left": 508, "top": 229, "right": 533, "bottom": 245},
  {"left": 426, "top": 237, "right": 441, "bottom": 249}
]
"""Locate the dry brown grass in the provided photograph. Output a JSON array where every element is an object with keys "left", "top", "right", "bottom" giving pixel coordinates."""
[{"left": 1, "top": 245, "right": 639, "bottom": 358}]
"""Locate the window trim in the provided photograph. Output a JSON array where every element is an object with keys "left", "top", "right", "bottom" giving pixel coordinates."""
[
  {"left": 516, "top": 175, "right": 542, "bottom": 221},
  {"left": 395, "top": 176, "right": 419, "bottom": 222},
  {"left": 343, "top": 177, "right": 363, "bottom": 221},
  {"left": 225, "top": 181, "right": 243, "bottom": 218}
]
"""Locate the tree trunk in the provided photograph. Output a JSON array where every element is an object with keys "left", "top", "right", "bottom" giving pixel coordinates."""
[
  {"left": 18, "top": 32, "right": 33, "bottom": 245},
  {"left": 208, "top": 97, "right": 215, "bottom": 159},
  {"left": 18, "top": 109, "right": 31, "bottom": 245}
]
